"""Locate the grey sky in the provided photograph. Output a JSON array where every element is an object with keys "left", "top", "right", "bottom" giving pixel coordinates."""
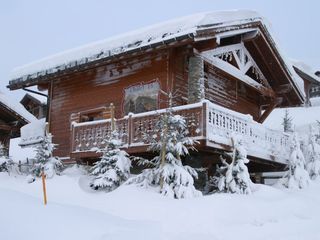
[{"left": 1, "top": 0, "right": 319, "bottom": 100}]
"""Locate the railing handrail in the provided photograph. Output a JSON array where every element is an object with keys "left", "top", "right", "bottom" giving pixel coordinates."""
[{"left": 71, "top": 100, "right": 290, "bottom": 163}]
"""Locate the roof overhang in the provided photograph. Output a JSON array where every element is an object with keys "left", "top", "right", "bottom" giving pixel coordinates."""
[{"left": 293, "top": 66, "right": 320, "bottom": 86}]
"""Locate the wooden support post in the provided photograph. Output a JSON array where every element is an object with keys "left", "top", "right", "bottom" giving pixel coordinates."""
[
  {"left": 159, "top": 114, "right": 168, "bottom": 191},
  {"left": 258, "top": 98, "right": 282, "bottom": 123},
  {"left": 41, "top": 170, "right": 47, "bottom": 205},
  {"left": 202, "top": 101, "right": 207, "bottom": 138},
  {"left": 110, "top": 103, "right": 115, "bottom": 131},
  {"left": 128, "top": 114, "right": 132, "bottom": 146}
]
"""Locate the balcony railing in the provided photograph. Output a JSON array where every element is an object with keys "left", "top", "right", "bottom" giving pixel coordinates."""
[{"left": 71, "top": 101, "right": 290, "bottom": 163}]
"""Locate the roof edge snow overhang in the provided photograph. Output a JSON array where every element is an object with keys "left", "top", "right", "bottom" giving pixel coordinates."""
[
  {"left": 0, "top": 102, "right": 31, "bottom": 125},
  {"left": 256, "top": 25, "right": 306, "bottom": 104},
  {"left": 6, "top": 16, "right": 306, "bottom": 107},
  {"left": 7, "top": 33, "right": 195, "bottom": 90},
  {"left": 293, "top": 66, "right": 320, "bottom": 86}
]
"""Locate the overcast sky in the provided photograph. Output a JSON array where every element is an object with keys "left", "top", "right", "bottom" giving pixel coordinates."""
[{"left": 1, "top": 0, "right": 319, "bottom": 100}]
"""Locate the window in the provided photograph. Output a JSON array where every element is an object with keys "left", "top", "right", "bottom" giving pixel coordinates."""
[
  {"left": 123, "top": 81, "right": 160, "bottom": 115},
  {"left": 79, "top": 107, "right": 108, "bottom": 123}
]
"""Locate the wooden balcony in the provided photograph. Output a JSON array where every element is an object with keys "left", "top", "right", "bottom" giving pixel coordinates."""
[{"left": 70, "top": 101, "right": 290, "bottom": 164}]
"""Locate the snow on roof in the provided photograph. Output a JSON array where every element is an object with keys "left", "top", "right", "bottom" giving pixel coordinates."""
[
  {"left": 10, "top": 10, "right": 264, "bottom": 81},
  {"left": 0, "top": 91, "right": 37, "bottom": 123},
  {"left": 9, "top": 10, "right": 307, "bottom": 101},
  {"left": 23, "top": 92, "right": 47, "bottom": 105},
  {"left": 19, "top": 118, "right": 46, "bottom": 147},
  {"left": 291, "top": 59, "right": 320, "bottom": 83}
]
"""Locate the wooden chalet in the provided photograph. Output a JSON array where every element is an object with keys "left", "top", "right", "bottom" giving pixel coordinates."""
[
  {"left": 308, "top": 70, "right": 320, "bottom": 99},
  {"left": 20, "top": 92, "right": 48, "bottom": 119},
  {"left": 7, "top": 10, "right": 314, "bottom": 173},
  {"left": 0, "top": 92, "right": 36, "bottom": 153},
  {"left": 291, "top": 61, "right": 320, "bottom": 105}
]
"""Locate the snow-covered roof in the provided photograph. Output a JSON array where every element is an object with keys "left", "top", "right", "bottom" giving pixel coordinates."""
[
  {"left": 10, "top": 10, "right": 264, "bottom": 81},
  {"left": 21, "top": 92, "right": 47, "bottom": 105},
  {"left": 291, "top": 60, "right": 320, "bottom": 84},
  {"left": 19, "top": 118, "right": 46, "bottom": 146},
  {"left": 8, "top": 10, "right": 307, "bottom": 102},
  {"left": 0, "top": 91, "right": 37, "bottom": 123}
]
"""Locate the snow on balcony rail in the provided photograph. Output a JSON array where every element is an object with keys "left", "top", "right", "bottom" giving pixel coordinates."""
[
  {"left": 206, "top": 101, "right": 290, "bottom": 163},
  {"left": 71, "top": 101, "right": 290, "bottom": 163}
]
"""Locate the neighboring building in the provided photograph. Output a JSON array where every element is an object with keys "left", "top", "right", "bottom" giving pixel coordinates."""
[
  {"left": 310, "top": 71, "right": 320, "bottom": 98},
  {"left": 6, "top": 10, "right": 314, "bottom": 172},
  {"left": 0, "top": 92, "right": 36, "bottom": 154},
  {"left": 20, "top": 92, "right": 47, "bottom": 119},
  {"left": 292, "top": 61, "right": 320, "bottom": 103}
]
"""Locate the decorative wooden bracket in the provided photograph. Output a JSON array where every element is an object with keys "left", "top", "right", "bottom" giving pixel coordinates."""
[
  {"left": 258, "top": 97, "right": 282, "bottom": 123},
  {"left": 202, "top": 43, "right": 270, "bottom": 87}
]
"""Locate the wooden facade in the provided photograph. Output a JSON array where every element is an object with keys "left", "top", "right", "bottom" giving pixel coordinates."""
[
  {"left": 7, "top": 12, "right": 311, "bottom": 171},
  {"left": 0, "top": 94, "right": 35, "bottom": 153},
  {"left": 20, "top": 93, "right": 48, "bottom": 119}
]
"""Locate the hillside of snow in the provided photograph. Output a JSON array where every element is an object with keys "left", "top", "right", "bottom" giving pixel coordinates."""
[
  {"left": 264, "top": 104, "right": 320, "bottom": 131},
  {"left": 1, "top": 166, "right": 320, "bottom": 240}
]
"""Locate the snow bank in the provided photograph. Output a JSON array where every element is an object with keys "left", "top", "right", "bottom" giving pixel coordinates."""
[
  {"left": 0, "top": 91, "right": 36, "bottom": 123},
  {"left": 9, "top": 137, "right": 36, "bottom": 163},
  {"left": 264, "top": 105, "right": 320, "bottom": 131},
  {"left": 1, "top": 169, "right": 320, "bottom": 240},
  {"left": 0, "top": 188, "right": 161, "bottom": 240}
]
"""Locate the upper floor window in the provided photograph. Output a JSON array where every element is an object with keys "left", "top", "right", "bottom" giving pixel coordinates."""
[{"left": 123, "top": 81, "right": 160, "bottom": 115}]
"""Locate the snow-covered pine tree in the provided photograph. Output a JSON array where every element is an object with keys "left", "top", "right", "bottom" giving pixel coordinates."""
[
  {"left": 282, "top": 134, "right": 310, "bottom": 189},
  {"left": 0, "top": 143, "right": 11, "bottom": 172},
  {"left": 130, "top": 93, "right": 201, "bottom": 199},
  {"left": 282, "top": 109, "right": 293, "bottom": 132},
  {"left": 210, "top": 137, "right": 253, "bottom": 194},
  {"left": 306, "top": 128, "right": 320, "bottom": 180},
  {"left": 90, "top": 131, "right": 131, "bottom": 191},
  {"left": 30, "top": 133, "right": 62, "bottom": 179},
  {"left": 316, "top": 120, "right": 320, "bottom": 142},
  {"left": 0, "top": 143, "right": 7, "bottom": 156}
]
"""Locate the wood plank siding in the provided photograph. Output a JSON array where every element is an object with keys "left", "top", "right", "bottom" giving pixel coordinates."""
[{"left": 50, "top": 51, "right": 170, "bottom": 157}]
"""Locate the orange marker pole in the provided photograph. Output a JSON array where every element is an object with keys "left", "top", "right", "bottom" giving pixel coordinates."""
[{"left": 41, "top": 171, "right": 47, "bottom": 205}]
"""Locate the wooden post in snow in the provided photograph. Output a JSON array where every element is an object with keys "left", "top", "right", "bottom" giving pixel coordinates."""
[
  {"left": 41, "top": 170, "right": 47, "bottom": 205},
  {"left": 110, "top": 103, "right": 115, "bottom": 131}
]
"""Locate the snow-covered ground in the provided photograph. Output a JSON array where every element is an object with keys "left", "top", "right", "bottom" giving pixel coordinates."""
[
  {"left": 1, "top": 166, "right": 320, "bottom": 240},
  {"left": 264, "top": 104, "right": 320, "bottom": 131}
]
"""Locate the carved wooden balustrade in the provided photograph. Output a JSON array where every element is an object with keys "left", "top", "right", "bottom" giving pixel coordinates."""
[
  {"left": 71, "top": 101, "right": 291, "bottom": 163},
  {"left": 206, "top": 101, "right": 290, "bottom": 163},
  {"left": 71, "top": 102, "right": 204, "bottom": 153}
]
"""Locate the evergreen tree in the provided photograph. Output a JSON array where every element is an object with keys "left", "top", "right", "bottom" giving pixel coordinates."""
[
  {"left": 0, "top": 143, "right": 12, "bottom": 172},
  {"left": 30, "top": 133, "right": 62, "bottom": 179},
  {"left": 210, "top": 137, "right": 253, "bottom": 194},
  {"left": 0, "top": 143, "right": 7, "bottom": 156},
  {"left": 306, "top": 128, "right": 320, "bottom": 180},
  {"left": 130, "top": 94, "right": 201, "bottom": 199},
  {"left": 282, "top": 109, "right": 293, "bottom": 132},
  {"left": 316, "top": 120, "right": 320, "bottom": 142},
  {"left": 282, "top": 134, "right": 310, "bottom": 189},
  {"left": 90, "top": 131, "right": 131, "bottom": 191}
]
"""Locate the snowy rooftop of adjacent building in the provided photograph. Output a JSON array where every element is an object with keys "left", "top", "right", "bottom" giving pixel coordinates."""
[
  {"left": 0, "top": 91, "right": 37, "bottom": 123},
  {"left": 291, "top": 60, "right": 320, "bottom": 83},
  {"left": 21, "top": 92, "right": 47, "bottom": 105},
  {"left": 10, "top": 10, "right": 265, "bottom": 81}
]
